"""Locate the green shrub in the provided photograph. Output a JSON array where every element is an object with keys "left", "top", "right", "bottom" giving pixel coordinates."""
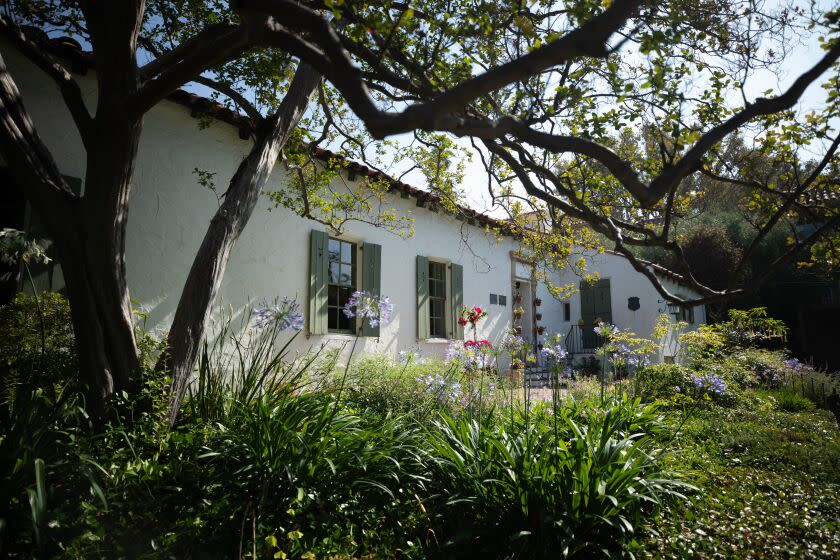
[
  {"left": 0, "top": 292, "right": 77, "bottom": 400},
  {"left": 632, "top": 363, "right": 691, "bottom": 401}
]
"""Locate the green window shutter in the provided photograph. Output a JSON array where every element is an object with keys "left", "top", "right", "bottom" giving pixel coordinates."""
[
  {"left": 450, "top": 263, "right": 464, "bottom": 340},
  {"left": 593, "top": 279, "right": 612, "bottom": 324},
  {"left": 360, "top": 242, "right": 382, "bottom": 337},
  {"left": 308, "top": 230, "right": 329, "bottom": 335},
  {"left": 416, "top": 255, "right": 429, "bottom": 340}
]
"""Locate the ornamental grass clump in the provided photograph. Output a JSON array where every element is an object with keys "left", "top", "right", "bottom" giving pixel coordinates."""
[{"left": 420, "top": 398, "right": 693, "bottom": 559}]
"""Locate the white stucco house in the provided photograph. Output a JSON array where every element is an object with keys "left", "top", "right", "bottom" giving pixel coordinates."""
[{"left": 0, "top": 37, "right": 706, "bottom": 367}]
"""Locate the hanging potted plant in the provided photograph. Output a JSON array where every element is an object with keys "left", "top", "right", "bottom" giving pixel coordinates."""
[
  {"left": 535, "top": 312, "right": 542, "bottom": 321},
  {"left": 512, "top": 306, "right": 524, "bottom": 319},
  {"left": 513, "top": 292, "right": 523, "bottom": 304},
  {"left": 534, "top": 297, "right": 542, "bottom": 306},
  {"left": 537, "top": 325, "right": 546, "bottom": 335},
  {"left": 514, "top": 325, "right": 523, "bottom": 334},
  {"left": 578, "top": 318, "right": 585, "bottom": 327}
]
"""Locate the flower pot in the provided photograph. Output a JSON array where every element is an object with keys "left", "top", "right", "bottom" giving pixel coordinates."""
[
  {"left": 515, "top": 325, "right": 522, "bottom": 334},
  {"left": 534, "top": 298, "right": 542, "bottom": 306},
  {"left": 537, "top": 326, "right": 546, "bottom": 335},
  {"left": 535, "top": 313, "right": 542, "bottom": 321}
]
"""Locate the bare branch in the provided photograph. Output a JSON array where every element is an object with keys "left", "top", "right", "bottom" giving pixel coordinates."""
[
  {"left": 248, "top": 0, "right": 642, "bottom": 137},
  {"left": 0, "top": 51, "right": 77, "bottom": 219},
  {"left": 728, "top": 133, "right": 840, "bottom": 288},
  {"left": 192, "top": 75, "right": 262, "bottom": 123},
  {"left": 0, "top": 15, "right": 93, "bottom": 146},
  {"left": 647, "top": 41, "right": 840, "bottom": 204},
  {"left": 129, "top": 23, "right": 249, "bottom": 118}
]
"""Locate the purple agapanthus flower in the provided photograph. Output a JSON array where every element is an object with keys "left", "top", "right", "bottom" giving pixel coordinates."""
[
  {"left": 446, "top": 340, "right": 465, "bottom": 362},
  {"left": 252, "top": 297, "right": 305, "bottom": 330},
  {"left": 540, "top": 342, "right": 567, "bottom": 364},
  {"left": 343, "top": 291, "right": 394, "bottom": 328},
  {"left": 692, "top": 374, "right": 726, "bottom": 396},
  {"left": 417, "top": 373, "right": 461, "bottom": 405},
  {"left": 782, "top": 358, "right": 806, "bottom": 374}
]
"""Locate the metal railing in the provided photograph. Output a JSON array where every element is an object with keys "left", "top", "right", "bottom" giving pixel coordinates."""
[{"left": 564, "top": 325, "right": 605, "bottom": 355}]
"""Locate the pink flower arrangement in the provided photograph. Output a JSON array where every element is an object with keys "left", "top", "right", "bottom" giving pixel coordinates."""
[{"left": 460, "top": 306, "right": 488, "bottom": 327}]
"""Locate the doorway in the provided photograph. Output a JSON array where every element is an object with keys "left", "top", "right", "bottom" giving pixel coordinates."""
[{"left": 513, "top": 278, "right": 536, "bottom": 347}]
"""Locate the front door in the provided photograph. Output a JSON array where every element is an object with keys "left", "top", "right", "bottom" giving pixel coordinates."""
[{"left": 580, "top": 279, "right": 612, "bottom": 349}]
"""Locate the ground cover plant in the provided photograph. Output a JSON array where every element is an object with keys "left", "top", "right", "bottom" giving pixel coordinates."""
[{"left": 1, "top": 293, "right": 839, "bottom": 559}]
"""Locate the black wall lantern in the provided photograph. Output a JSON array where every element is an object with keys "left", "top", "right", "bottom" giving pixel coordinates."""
[{"left": 628, "top": 296, "right": 640, "bottom": 311}]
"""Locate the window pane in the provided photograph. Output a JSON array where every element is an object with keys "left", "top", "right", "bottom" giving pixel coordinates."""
[
  {"left": 430, "top": 298, "right": 443, "bottom": 319},
  {"left": 328, "top": 239, "right": 340, "bottom": 261},
  {"left": 430, "top": 315, "right": 445, "bottom": 338},
  {"left": 327, "top": 238, "right": 356, "bottom": 333},
  {"left": 427, "top": 261, "right": 447, "bottom": 338},
  {"left": 338, "top": 306, "right": 353, "bottom": 330},
  {"left": 340, "top": 264, "right": 353, "bottom": 286},
  {"left": 328, "top": 307, "right": 338, "bottom": 330}
]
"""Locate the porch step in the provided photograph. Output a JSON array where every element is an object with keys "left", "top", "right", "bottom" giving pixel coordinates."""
[{"left": 525, "top": 368, "right": 550, "bottom": 388}]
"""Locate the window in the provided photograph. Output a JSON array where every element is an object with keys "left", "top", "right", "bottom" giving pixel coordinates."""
[
  {"left": 327, "top": 237, "right": 356, "bottom": 332},
  {"left": 417, "top": 256, "right": 462, "bottom": 340},
  {"left": 563, "top": 302, "right": 571, "bottom": 321},
  {"left": 498, "top": 294, "right": 507, "bottom": 306},
  {"left": 680, "top": 305, "right": 695, "bottom": 324},
  {"left": 428, "top": 261, "right": 447, "bottom": 338}
]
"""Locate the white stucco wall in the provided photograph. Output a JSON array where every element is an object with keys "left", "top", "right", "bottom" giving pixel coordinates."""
[{"left": 2, "top": 43, "right": 704, "bottom": 363}]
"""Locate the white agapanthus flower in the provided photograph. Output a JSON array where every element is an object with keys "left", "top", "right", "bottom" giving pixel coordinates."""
[{"left": 0, "top": 228, "right": 51, "bottom": 266}]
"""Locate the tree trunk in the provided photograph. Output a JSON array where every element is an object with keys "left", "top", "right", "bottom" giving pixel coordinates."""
[
  {"left": 55, "top": 221, "right": 140, "bottom": 417},
  {"left": 160, "top": 63, "right": 320, "bottom": 426},
  {"left": 0, "top": 4, "right": 146, "bottom": 418}
]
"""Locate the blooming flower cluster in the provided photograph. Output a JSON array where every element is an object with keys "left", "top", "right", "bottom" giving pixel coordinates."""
[
  {"left": 445, "top": 340, "right": 466, "bottom": 362},
  {"left": 0, "top": 228, "right": 51, "bottom": 266},
  {"left": 501, "top": 331, "right": 528, "bottom": 356},
  {"left": 417, "top": 373, "right": 461, "bottom": 405},
  {"left": 458, "top": 306, "right": 487, "bottom": 328},
  {"left": 625, "top": 354, "right": 651, "bottom": 367},
  {"left": 593, "top": 322, "right": 616, "bottom": 338},
  {"left": 343, "top": 291, "right": 394, "bottom": 328},
  {"left": 464, "top": 339, "right": 492, "bottom": 349},
  {"left": 692, "top": 374, "right": 726, "bottom": 396},
  {"left": 252, "top": 297, "right": 305, "bottom": 330},
  {"left": 398, "top": 350, "right": 420, "bottom": 364},
  {"left": 540, "top": 342, "right": 567, "bottom": 364},
  {"left": 782, "top": 357, "right": 807, "bottom": 374}
]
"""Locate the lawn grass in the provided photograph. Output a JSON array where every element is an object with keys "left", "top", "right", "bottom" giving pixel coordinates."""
[{"left": 637, "top": 400, "right": 840, "bottom": 559}]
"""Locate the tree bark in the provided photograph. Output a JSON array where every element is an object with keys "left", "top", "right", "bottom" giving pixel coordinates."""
[
  {"left": 0, "top": 47, "right": 142, "bottom": 417},
  {"left": 159, "top": 63, "right": 320, "bottom": 426}
]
